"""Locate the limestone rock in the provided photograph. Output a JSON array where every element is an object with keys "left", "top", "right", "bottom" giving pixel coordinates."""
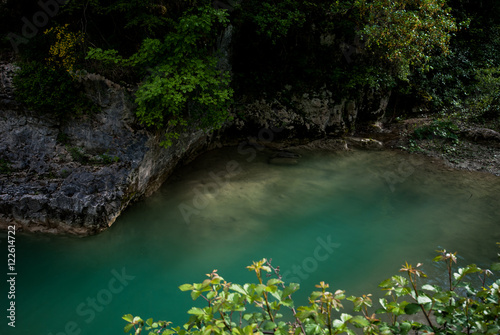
[
  {"left": 345, "top": 137, "right": 384, "bottom": 150},
  {"left": 461, "top": 127, "right": 500, "bottom": 143},
  {"left": 0, "top": 67, "right": 213, "bottom": 235}
]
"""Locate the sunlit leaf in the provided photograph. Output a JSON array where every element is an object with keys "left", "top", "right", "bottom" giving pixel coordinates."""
[
  {"left": 421, "top": 284, "right": 437, "bottom": 292},
  {"left": 230, "top": 284, "right": 247, "bottom": 295},
  {"left": 191, "top": 290, "right": 202, "bottom": 300},
  {"left": 187, "top": 307, "right": 205, "bottom": 315},
  {"left": 124, "top": 323, "right": 134, "bottom": 333},
  {"left": 417, "top": 295, "right": 432, "bottom": 304}
]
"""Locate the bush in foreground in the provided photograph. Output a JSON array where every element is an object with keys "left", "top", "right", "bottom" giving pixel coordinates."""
[{"left": 124, "top": 247, "right": 500, "bottom": 334}]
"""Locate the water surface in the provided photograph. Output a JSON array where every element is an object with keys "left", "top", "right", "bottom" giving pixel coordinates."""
[{"left": 2, "top": 148, "right": 499, "bottom": 335}]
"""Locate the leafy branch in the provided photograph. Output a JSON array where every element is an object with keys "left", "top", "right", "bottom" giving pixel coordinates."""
[{"left": 123, "top": 246, "right": 500, "bottom": 335}]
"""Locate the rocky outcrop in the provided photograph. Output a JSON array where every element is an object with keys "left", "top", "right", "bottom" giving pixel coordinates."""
[
  {"left": 0, "top": 64, "right": 217, "bottom": 234},
  {"left": 0, "top": 63, "right": 391, "bottom": 235},
  {"left": 461, "top": 127, "right": 500, "bottom": 143},
  {"left": 228, "top": 89, "right": 391, "bottom": 141},
  {"left": 345, "top": 137, "right": 384, "bottom": 150}
]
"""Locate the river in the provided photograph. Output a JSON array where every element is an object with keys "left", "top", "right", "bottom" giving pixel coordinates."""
[{"left": 2, "top": 147, "right": 499, "bottom": 334}]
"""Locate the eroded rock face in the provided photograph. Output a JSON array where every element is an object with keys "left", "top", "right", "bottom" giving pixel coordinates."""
[
  {"left": 0, "top": 66, "right": 215, "bottom": 235},
  {"left": 228, "top": 89, "right": 391, "bottom": 141},
  {"left": 0, "top": 63, "right": 391, "bottom": 235}
]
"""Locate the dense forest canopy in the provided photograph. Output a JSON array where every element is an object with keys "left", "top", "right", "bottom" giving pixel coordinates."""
[{"left": 1, "top": 0, "right": 499, "bottom": 143}]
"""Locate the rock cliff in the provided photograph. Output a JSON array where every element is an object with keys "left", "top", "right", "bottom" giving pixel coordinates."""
[{"left": 0, "top": 63, "right": 217, "bottom": 234}]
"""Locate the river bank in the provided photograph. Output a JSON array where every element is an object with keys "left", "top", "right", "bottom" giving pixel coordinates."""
[{"left": 364, "top": 118, "right": 500, "bottom": 176}]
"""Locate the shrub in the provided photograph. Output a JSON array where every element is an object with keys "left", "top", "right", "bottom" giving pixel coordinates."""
[
  {"left": 413, "top": 120, "right": 459, "bottom": 143},
  {"left": 0, "top": 159, "right": 12, "bottom": 174},
  {"left": 468, "top": 67, "right": 500, "bottom": 123},
  {"left": 86, "top": 6, "right": 233, "bottom": 147},
  {"left": 68, "top": 146, "right": 88, "bottom": 164},
  {"left": 44, "top": 24, "right": 85, "bottom": 73},
  {"left": 13, "top": 61, "right": 96, "bottom": 118},
  {"left": 123, "top": 247, "right": 500, "bottom": 335}
]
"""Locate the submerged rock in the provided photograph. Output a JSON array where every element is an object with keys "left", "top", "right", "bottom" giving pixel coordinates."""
[{"left": 268, "top": 151, "right": 301, "bottom": 165}]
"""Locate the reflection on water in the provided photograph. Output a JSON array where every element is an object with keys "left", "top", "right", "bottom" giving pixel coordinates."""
[{"left": 3, "top": 148, "right": 499, "bottom": 335}]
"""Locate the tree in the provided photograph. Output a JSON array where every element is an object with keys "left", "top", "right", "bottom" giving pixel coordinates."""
[{"left": 86, "top": 6, "right": 233, "bottom": 147}]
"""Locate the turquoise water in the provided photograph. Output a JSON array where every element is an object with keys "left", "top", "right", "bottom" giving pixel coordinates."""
[{"left": 2, "top": 148, "right": 499, "bottom": 335}]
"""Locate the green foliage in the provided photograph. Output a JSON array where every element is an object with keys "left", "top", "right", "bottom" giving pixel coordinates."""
[
  {"left": 353, "top": 0, "right": 458, "bottom": 80},
  {"left": 68, "top": 146, "right": 88, "bottom": 164},
  {"left": 103, "top": 0, "right": 171, "bottom": 34},
  {"left": 68, "top": 146, "right": 119, "bottom": 165},
  {"left": 467, "top": 67, "right": 500, "bottom": 123},
  {"left": 13, "top": 61, "right": 96, "bottom": 118},
  {"left": 87, "top": 6, "right": 233, "bottom": 147},
  {"left": 96, "top": 152, "right": 120, "bottom": 164},
  {"left": 413, "top": 120, "right": 459, "bottom": 143},
  {"left": 244, "top": 0, "right": 307, "bottom": 43},
  {"left": 403, "top": 47, "right": 475, "bottom": 109},
  {"left": 234, "top": 0, "right": 458, "bottom": 99},
  {"left": 123, "top": 248, "right": 500, "bottom": 335},
  {"left": 399, "top": 0, "right": 500, "bottom": 121}
]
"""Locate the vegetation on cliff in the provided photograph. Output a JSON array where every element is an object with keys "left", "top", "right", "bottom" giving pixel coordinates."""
[{"left": 1, "top": 0, "right": 498, "bottom": 145}]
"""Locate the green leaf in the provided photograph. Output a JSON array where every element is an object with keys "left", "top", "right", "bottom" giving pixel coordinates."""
[
  {"left": 417, "top": 295, "right": 432, "bottom": 304},
  {"left": 404, "top": 303, "right": 421, "bottom": 315},
  {"left": 332, "top": 319, "right": 345, "bottom": 328},
  {"left": 351, "top": 315, "right": 370, "bottom": 327},
  {"left": 304, "top": 324, "right": 321, "bottom": 334},
  {"left": 206, "top": 290, "right": 215, "bottom": 300},
  {"left": 267, "top": 278, "right": 282, "bottom": 286},
  {"left": 491, "top": 262, "right": 500, "bottom": 271},
  {"left": 379, "top": 298, "right": 388, "bottom": 310},
  {"left": 179, "top": 284, "right": 194, "bottom": 291},
  {"left": 146, "top": 318, "right": 153, "bottom": 327},
  {"left": 124, "top": 323, "right": 134, "bottom": 333},
  {"left": 379, "top": 278, "right": 394, "bottom": 288},
  {"left": 230, "top": 284, "right": 247, "bottom": 295},
  {"left": 191, "top": 290, "right": 202, "bottom": 300},
  {"left": 280, "top": 298, "right": 294, "bottom": 307},
  {"left": 421, "top": 284, "right": 437, "bottom": 292},
  {"left": 400, "top": 321, "right": 412, "bottom": 334},
  {"left": 263, "top": 321, "right": 277, "bottom": 330},
  {"left": 122, "top": 314, "right": 134, "bottom": 323},
  {"left": 340, "top": 313, "right": 352, "bottom": 322},
  {"left": 187, "top": 307, "right": 205, "bottom": 315}
]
